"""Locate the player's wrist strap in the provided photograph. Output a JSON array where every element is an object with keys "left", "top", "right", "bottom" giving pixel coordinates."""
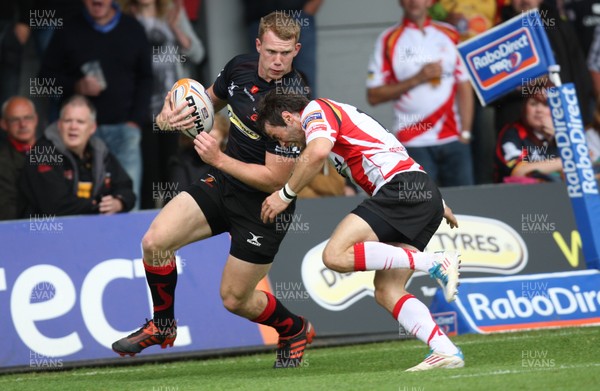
[{"left": 279, "top": 183, "right": 297, "bottom": 203}]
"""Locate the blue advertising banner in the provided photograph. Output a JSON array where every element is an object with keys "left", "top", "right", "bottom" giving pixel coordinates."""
[
  {"left": 0, "top": 212, "right": 267, "bottom": 370},
  {"left": 547, "top": 84, "right": 600, "bottom": 269},
  {"left": 457, "top": 9, "right": 556, "bottom": 105},
  {"left": 431, "top": 270, "right": 600, "bottom": 334},
  {"left": 0, "top": 181, "right": 591, "bottom": 370}
]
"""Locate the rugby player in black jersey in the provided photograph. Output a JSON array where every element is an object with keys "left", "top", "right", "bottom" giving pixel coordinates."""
[{"left": 112, "top": 12, "right": 314, "bottom": 368}]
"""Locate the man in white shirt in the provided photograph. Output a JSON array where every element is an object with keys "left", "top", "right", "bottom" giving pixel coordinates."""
[{"left": 367, "top": 0, "right": 474, "bottom": 187}]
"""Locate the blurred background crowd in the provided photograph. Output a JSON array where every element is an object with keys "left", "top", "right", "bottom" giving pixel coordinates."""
[{"left": 1, "top": 0, "right": 599, "bottom": 220}]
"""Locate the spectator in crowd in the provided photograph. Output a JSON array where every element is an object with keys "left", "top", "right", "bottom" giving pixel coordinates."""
[
  {"left": 587, "top": 25, "right": 600, "bottom": 99},
  {"left": 39, "top": 0, "right": 153, "bottom": 209},
  {"left": 30, "top": 0, "right": 83, "bottom": 56},
  {"left": 166, "top": 112, "right": 229, "bottom": 201},
  {"left": 0, "top": 1, "right": 31, "bottom": 106},
  {"left": 20, "top": 95, "right": 136, "bottom": 216},
  {"left": 0, "top": 97, "right": 38, "bottom": 220},
  {"left": 563, "top": 0, "right": 600, "bottom": 58},
  {"left": 494, "top": 89, "right": 562, "bottom": 183},
  {"left": 242, "top": 0, "right": 323, "bottom": 95},
  {"left": 429, "top": 0, "right": 508, "bottom": 42},
  {"left": 430, "top": 0, "right": 509, "bottom": 184},
  {"left": 181, "top": 0, "right": 205, "bottom": 79},
  {"left": 367, "top": 0, "right": 474, "bottom": 187},
  {"left": 586, "top": 99, "right": 600, "bottom": 177},
  {"left": 120, "top": 0, "right": 204, "bottom": 208},
  {"left": 496, "top": 0, "right": 592, "bottom": 130}
]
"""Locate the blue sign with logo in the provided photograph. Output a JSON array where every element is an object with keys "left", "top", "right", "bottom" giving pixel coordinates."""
[
  {"left": 0, "top": 212, "right": 269, "bottom": 370},
  {"left": 431, "top": 270, "right": 600, "bottom": 334},
  {"left": 458, "top": 9, "right": 556, "bottom": 105},
  {"left": 547, "top": 85, "right": 600, "bottom": 269}
]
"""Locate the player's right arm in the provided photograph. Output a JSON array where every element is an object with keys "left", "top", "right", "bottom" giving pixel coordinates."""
[
  {"left": 195, "top": 135, "right": 296, "bottom": 193},
  {"left": 205, "top": 85, "right": 227, "bottom": 113}
]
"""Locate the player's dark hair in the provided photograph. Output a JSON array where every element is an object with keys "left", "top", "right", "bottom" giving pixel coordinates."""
[{"left": 257, "top": 90, "right": 310, "bottom": 132}]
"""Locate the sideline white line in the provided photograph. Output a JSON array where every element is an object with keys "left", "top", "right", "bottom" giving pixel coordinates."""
[{"left": 448, "top": 363, "right": 600, "bottom": 379}]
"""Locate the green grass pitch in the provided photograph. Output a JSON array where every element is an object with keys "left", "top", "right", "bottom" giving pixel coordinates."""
[{"left": 1, "top": 326, "right": 598, "bottom": 391}]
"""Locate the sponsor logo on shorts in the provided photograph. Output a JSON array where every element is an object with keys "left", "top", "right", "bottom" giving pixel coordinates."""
[
  {"left": 247, "top": 232, "right": 263, "bottom": 247},
  {"left": 200, "top": 174, "right": 216, "bottom": 188}
]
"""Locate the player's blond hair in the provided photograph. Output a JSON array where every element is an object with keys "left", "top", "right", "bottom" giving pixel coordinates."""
[{"left": 258, "top": 11, "right": 301, "bottom": 43}]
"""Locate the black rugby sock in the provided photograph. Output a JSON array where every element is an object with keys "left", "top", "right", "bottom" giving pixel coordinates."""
[
  {"left": 144, "top": 258, "right": 177, "bottom": 333},
  {"left": 253, "top": 291, "right": 304, "bottom": 338}
]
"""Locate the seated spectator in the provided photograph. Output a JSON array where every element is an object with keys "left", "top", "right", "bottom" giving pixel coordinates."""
[
  {"left": 166, "top": 112, "right": 229, "bottom": 197},
  {"left": 39, "top": 0, "right": 153, "bottom": 209},
  {"left": 20, "top": 95, "right": 136, "bottom": 216},
  {"left": 494, "top": 90, "right": 562, "bottom": 183},
  {"left": 0, "top": 97, "right": 38, "bottom": 220},
  {"left": 585, "top": 100, "right": 600, "bottom": 177}
]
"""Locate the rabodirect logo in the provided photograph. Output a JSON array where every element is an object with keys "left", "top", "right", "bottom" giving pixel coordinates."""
[
  {"left": 452, "top": 270, "right": 600, "bottom": 333},
  {"left": 467, "top": 28, "right": 539, "bottom": 90},
  {"left": 301, "top": 215, "right": 528, "bottom": 311}
]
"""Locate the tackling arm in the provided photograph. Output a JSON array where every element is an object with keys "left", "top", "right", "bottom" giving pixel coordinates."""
[
  {"left": 286, "top": 138, "right": 333, "bottom": 193},
  {"left": 260, "top": 138, "right": 333, "bottom": 223}
]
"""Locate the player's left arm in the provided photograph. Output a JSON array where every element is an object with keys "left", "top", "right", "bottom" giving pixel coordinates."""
[
  {"left": 261, "top": 138, "right": 333, "bottom": 223},
  {"left": 194, "top": 132, "right": 296, "bottom": 193}
]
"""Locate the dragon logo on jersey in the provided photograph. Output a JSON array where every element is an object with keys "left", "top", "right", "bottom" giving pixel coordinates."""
[{"left": 301, "top": 215, "right": 528, "bottom": 311}]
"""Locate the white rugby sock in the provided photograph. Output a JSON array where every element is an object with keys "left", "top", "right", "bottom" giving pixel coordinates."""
[
  {"left": 353, "top": 242, "right": 436, "bottom": 272},
  {"left": 393, "top": 294, "right": 458, "bottom": 355}
]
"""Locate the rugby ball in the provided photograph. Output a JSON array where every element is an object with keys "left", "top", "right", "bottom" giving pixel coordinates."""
[{"left": 170, "top": 78, "right": 214, "bottom": 138}]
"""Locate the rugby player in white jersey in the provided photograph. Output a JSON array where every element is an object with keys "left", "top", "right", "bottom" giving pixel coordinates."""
[{"left": 258, "top": 91, "right": 464, "bottom": 371}]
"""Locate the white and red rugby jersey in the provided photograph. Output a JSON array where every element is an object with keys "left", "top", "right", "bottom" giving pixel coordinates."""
[
  {"left": 367, "top": 18, "right": 469, "bottom": 147},
  {"left": 301, "top": 98, "right": 424, "bottom": 196}
]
